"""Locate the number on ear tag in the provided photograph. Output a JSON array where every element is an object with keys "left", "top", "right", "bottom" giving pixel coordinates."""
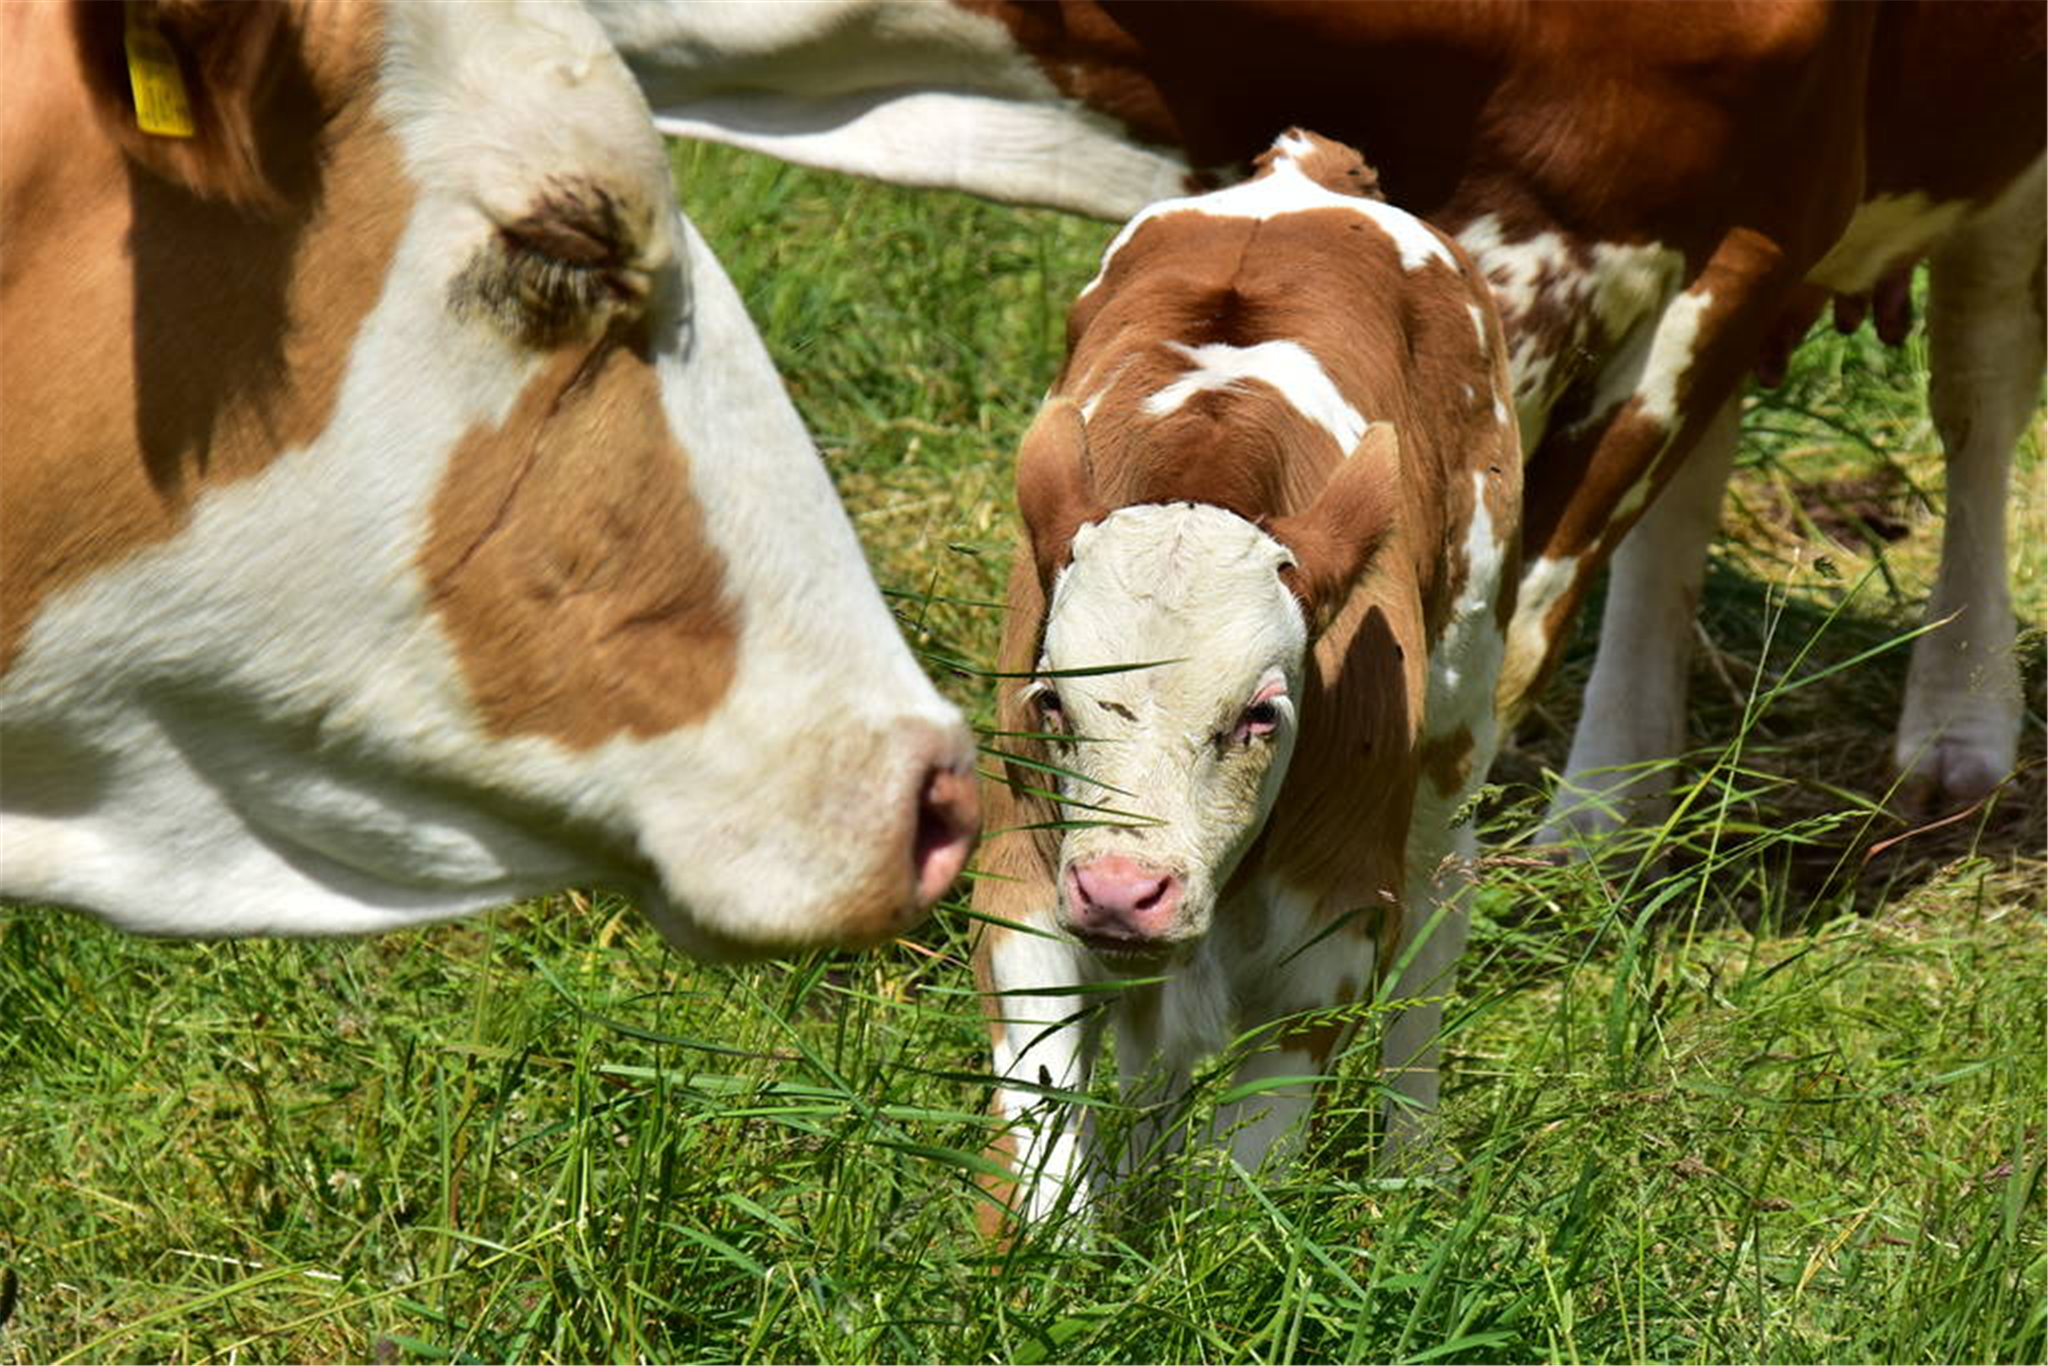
[{"left": 124, "top": 18, "right": 195, "bottom": 138}]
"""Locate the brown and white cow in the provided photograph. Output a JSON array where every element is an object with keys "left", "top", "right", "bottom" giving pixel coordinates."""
[
  {"left": 596, "top": 0, "right": 2045, "bottom": 838},
  {"left": 969, "top": 131, "right": 1520, "bottom": 1222},
  {"left": 0, "top": 0, "right": 976, "bottom": 956}
]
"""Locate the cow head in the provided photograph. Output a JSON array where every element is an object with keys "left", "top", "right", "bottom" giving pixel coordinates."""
[
  {"left": 1014, "top": 402, "right": 1392, "bottom": 962},
  {"left": 0, "top": 0, "right": 974, "bottom": 956}
]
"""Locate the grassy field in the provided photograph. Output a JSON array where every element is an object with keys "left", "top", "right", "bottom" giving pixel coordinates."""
[{"left": 0, "top": 141, "right": 2041, "bottom": 1364}]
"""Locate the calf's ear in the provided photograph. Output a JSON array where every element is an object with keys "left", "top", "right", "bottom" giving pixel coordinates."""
[
  {"left": 1015, "top": 398, "right": 1108, "bottom": 596},
  {"left": 1271, "top": 423, "right": 1399, "bottom": 633},
  {"left": 69, "top": 0, "right": 319, "bottom": 216}
]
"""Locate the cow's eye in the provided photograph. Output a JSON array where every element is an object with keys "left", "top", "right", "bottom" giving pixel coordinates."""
[
  {"left": 454, "top": 195, "right": 641, "bottom": 347},
  {"left": 1032, "top": 686, "right": 1066, "bottom": 734}
]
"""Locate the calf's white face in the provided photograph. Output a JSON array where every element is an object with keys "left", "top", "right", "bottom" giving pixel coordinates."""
[
  {"left": 1033, "top": 505, "right": 1307, "bottom": 959},
  {"left": 0, "top": 0, "right": 973, "bottom": 955}
]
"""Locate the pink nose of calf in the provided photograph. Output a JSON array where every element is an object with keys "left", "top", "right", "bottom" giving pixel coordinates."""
[
  {"left": 1066, "top": 854, "right": 1183, "bottom": 949},
  {"left": 912, "top": 763, "right": 978, "bottom": 909}
]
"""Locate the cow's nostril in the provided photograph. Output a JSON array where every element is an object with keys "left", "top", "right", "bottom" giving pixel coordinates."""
[
  {"left": 912, "top": 763, "right": 978, "bottom": 907},
  {"left": 1067, "top": 856, "right": 1183, "bottom": 946}
]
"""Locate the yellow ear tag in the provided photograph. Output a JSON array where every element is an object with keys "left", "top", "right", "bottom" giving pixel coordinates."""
[{"left": 124, "top": 17, "right": 195, "bottom": 138}]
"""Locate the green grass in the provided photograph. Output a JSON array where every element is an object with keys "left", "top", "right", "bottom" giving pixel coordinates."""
[{"left": 1, "top": 142, "right": 2041, "bottom": 1364}]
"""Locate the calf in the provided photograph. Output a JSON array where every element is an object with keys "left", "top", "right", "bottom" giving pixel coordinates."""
[
  {"left": 0, "top": 0, "right": 975, "bottom": 956},
  {"left": 971, "top": 131, "right": 1520, "bottom": 1225}
]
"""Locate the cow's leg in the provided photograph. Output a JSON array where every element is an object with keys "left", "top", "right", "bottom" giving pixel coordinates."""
[
  {"left": 1541, "top": 397, "right": 1742, "bottom": 843},
  {"left": 1895, "top": 161, "right": 2045, "bottom": 810},
  {"left": 976, "top": 921, "right": 1105, "bottom": 1231},
  {"left": 1379, "top": 826, "right": 1473, "bottom": 1158}
]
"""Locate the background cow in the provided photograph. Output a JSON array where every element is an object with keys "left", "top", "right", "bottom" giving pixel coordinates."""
[
  {"left": 0, "top": 0, "right": 975, "bottom": 956},
  {"left": 594, "top": 0, "right": 2044, "bottom": 839},
  {"left": 973, "top": 132, "right": 1520, "bottom": 1225}
]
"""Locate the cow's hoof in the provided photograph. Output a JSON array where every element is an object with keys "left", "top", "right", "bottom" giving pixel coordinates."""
[{"left": 1892, "top": 735, "right": 2015, "bottom": 818}]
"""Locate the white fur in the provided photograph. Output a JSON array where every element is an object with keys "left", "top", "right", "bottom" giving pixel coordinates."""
[
  {"left": 985, "top": 925, "right": 1105, "bottom": 1223},
  {"left": 1041, "top": 504, "right": 1308, "bottom": 938},
  {"left": 1453, "top": 213, "right": 1580, "bottom": 441},
  {"left": 1141, "top": 340, "right": 1370, "bottom": 453},
  {"left": 0, "top": 0, "right": 966, "bottom": 953},
  {"left": 1580, "top": 279, "right": 1713, "bottom": 443},
  {"left": 1426, "top": 473, "right": 1511, "bottom": 759},
  {"left": 588, "top": 0, "right": 1190, "bottom": 220}
]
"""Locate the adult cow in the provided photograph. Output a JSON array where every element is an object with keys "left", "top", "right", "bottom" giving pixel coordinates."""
[
  {"left": 972, "top": 131, "right": 1520, "bottom": 1224},
  {"left": 596, "top": 0, "right": 2045, "bottom": 837},
  {"left": 0, "top": 0, "right": 976, "bottom": 957}
]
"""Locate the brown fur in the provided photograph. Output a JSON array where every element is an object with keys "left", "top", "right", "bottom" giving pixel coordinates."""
[{"left": 419, "top": 337, "right": 741, "bottom": 749}]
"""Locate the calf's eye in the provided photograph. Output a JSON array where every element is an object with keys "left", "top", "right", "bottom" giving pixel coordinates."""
[
  {"left": 1032, "top": 686, "right": 1066, "bottom": 733},
  {"left": 1223, "top": 693, "right": 1285, "bottom": 748}
]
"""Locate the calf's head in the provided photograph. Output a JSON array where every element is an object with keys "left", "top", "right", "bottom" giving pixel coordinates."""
[
  {"left": 0, "top": 0, "right": 973, "bottom": 955},
  {"left": 1015, "top": 402, "right": 1391, "bottom": 961}
]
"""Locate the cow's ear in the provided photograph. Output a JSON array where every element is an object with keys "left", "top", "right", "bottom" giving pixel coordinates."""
[
  {"left": 69, "top": 0, "right": 318, "bottom": 216},
  {"left": 1271, "top": 423, "right": 1399, "bottom": 632},
  {"left": 1015, "top": 398, "right": 1107, "bottom": 596}
]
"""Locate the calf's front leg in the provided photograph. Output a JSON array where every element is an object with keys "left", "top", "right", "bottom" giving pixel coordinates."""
[{"left": 974, "top": 913, "right": 1103, "bottom": 1232}]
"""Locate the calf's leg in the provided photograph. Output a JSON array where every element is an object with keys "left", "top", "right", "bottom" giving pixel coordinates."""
[{"left": 975, "top": 918, "right": 1104, "bottom": 1232}]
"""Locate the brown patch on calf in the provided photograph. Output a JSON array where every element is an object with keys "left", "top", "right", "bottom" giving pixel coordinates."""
[
  {"left": 1014, "top": 398, "right": 1107, "bottom": 594},
  {"left": 420, "top": 336, "right": 739, "bottom": 748},
  {"left": 1269, "top": 424, "right": 1398, "bottom": 633},
  {"left": 1, "top": 0, "right": 399, "bottom": 674}
]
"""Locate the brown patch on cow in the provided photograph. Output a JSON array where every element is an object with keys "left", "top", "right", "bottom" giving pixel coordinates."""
[
  {"left": 1863, "top": 1, "right": 2045, "bottom": 207},
  {"left": 1015, "top": 398, "right": 1108, "bottom": 593},
  {"left": 420, "top": 336, "right": 739, "bottom": 749},
  {"left": 1271, "top": 426, "right": 1399, "bottom": 632},
  {"left": 1, "top": 1, "right": 399, "bottom": 675}
]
